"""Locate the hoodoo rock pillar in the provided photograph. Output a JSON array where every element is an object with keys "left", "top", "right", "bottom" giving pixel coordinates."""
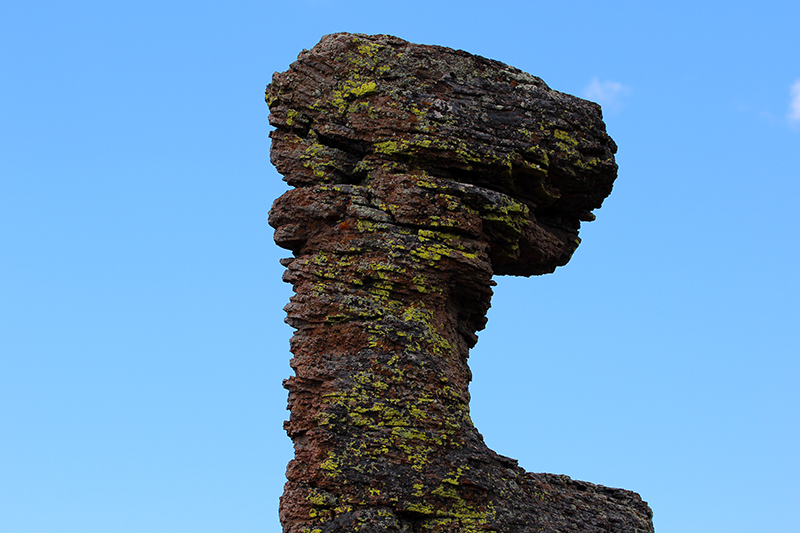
[{"left": 267, "top": 33, "right": 653, "bottom": 533}]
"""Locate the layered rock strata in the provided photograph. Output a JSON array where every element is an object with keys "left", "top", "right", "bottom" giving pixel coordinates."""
[{"left": 266, "top": 33, "right": 653, "bottom": 533}]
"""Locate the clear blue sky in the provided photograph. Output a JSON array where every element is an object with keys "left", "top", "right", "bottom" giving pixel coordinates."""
[{"left": 1, "top": 1, "right": 798, "bottom": 532}]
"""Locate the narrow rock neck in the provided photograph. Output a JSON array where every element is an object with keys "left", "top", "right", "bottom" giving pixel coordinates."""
[
  {"left": 271, "top": 177, "right": 501, "bottom": 526},
  {"left": 279, "top": 204, "right": 496, "bottom": 471}
]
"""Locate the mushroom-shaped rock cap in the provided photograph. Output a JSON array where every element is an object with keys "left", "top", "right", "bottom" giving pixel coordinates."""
[{"left": 267, "top": 33, "right": 618, "bottom": 276}]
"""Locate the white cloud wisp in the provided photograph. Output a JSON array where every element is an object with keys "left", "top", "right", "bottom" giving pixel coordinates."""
[
  {"left": 789, "top": 79, "right": 800, "bottom": 125},
  {"left": 583, "top": 78, "right": 630, "bottom": 114}
]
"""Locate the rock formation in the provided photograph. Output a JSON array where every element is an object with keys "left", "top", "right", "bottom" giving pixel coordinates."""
[{"left": 266, "top": 33, "right": 653, "bottom": 533}]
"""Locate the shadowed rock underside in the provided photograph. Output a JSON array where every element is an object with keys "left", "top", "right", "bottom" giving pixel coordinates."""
[{"left": 267, "top": 33, "right": 653, "bottom": 533}]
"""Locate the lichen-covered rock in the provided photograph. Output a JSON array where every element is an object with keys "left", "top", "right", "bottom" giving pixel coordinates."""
[{"left": 267, "top": 33, "right": 653, "bottom": 533}]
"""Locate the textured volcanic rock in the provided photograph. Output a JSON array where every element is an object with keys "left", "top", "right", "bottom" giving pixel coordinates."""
[{"left": 266, "top": 33, "right": 653, "bottom": 533}]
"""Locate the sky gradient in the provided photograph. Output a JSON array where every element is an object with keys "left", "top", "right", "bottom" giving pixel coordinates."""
[{"left": 1, "top": 1, "right": 798, "bottom": 532}]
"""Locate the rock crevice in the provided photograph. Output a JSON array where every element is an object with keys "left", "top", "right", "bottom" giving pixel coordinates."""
[{"left": 267, "top": 33, "right": 653, "bottom": 533}]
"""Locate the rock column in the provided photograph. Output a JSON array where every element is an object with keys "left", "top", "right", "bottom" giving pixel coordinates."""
[{"left": 267, "top": 33, "right": 653, "bottom": 533}]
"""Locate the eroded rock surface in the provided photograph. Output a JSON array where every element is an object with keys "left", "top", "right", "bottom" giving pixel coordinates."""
[{"left": 267, "top": 33, "right": 653, "bottom": 533}]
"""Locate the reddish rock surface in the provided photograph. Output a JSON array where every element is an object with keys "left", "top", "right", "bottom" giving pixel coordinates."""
[{"left": 267, "top": 33, "right": 654, "bottom": 533}]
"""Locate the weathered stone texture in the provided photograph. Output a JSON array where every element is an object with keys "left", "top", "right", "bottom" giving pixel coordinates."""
[{"left": 267, "top": 33, "right": 653, "bottom": 533}]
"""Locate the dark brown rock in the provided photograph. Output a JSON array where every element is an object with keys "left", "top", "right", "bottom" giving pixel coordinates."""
[{"left": 267, "top": 33, "right": 653, "bottom": 533}]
